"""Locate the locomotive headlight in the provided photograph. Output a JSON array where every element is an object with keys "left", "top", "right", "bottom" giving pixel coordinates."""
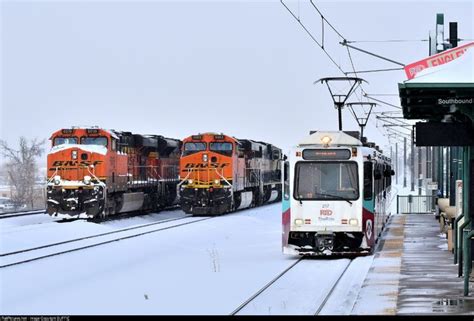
[
  {"left": 83, "top": 175, "right": 91, "bottom": 185},
  {"left": 214, "top": 179, "right": 220, "bottom": 185},
  {"left": 203, "top": 154, "right": 208, "bottom": 162},
  {"left": 188, "top": 179, "right": 193, "bottom": 185},
  {"left": 71, "top": 150, "right": 78, "bottom": 160},
  {"left": 294, "top": 219, "right": 303, "bottom": 226},
  {"left": 349, "top": 218, "right": 359, "bottom": 226},
  {"left": 54, "top": 175, "right": 61, "bottom": 185}
]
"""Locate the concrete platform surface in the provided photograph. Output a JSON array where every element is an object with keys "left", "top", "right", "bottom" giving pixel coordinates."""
[{"left": 353, "top": 213, "right": 474, "bottom": 315}]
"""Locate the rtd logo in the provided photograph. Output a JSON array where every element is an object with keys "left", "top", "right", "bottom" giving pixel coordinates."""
[{"left": 320, "top": 209, "right": 333, "bottom": 216}]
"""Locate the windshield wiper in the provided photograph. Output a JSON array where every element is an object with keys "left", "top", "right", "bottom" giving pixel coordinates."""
[{"left": 314, "top": 193, "right": 353, "bottom": 205}]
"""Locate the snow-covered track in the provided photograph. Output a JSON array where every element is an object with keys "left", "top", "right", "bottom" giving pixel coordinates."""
[
  {"left": 233, "top": 256, "right": 367, "bottom": 315},
  {"left": 0, "top": 210, "right": 46, "bottom": 219},
  {"left": 0, "top": 215, "right": 212, "bottom": 268},
  {"left": 230, "top": 257, "right": 305, "bottom": 315},
  {"left": 313, "top": 259, "right": 353, "bottom": 315}
]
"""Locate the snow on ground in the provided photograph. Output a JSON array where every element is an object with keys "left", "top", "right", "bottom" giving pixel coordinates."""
[
  {"left": 0, "top": 210, "right": 185, "bottom": 254},
  {"left": 0, "top": 203, "right": 301, "bottom": 315},
  {"left": 99, "top": 210, "right": 187, "bottom": 229},
  {"left": 0, "top": 180, "right": 420, "bottom": 315},
  {"left": 319, "top": 255, "right": 374, "bottom": 315},
  {"left": 0, "top": 213, "right": 58, "bottom": 230}
]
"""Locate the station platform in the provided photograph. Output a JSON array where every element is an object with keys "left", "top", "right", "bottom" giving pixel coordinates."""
[{"left": 352, "top": 213, "right": 474, "bottom": 315}]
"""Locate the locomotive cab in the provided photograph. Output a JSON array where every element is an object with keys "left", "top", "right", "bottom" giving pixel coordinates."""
[
  {"left": 179, "top": 133, "right": 236, "bottom": 215},
  {"left": 179, "top": 133, "right": 283, "bottom": 216},
  {"left": 46, "top": 127, "right": 116, "bottom": 218}
]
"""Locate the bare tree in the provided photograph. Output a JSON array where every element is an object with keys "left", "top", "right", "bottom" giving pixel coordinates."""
[{"left": 0, "top": 137, "right": 45, "bottom": 209}]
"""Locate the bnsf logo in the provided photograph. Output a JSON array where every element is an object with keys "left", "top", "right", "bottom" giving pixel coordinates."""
[
  {"left": 184, "top": 163, "right": 229, "bottom": 169},
  {"left": 51, "top": 160, "right": 103, "bottom": 167}
]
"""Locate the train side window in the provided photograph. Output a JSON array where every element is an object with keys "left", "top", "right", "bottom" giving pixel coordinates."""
[
  {"left": 376, "top": 164, "right": 382, "bottom": 196},
  {"left": 283, "top": 161, "right": 290, "bottom": 200},
  {"left": 364, "top": 162, "right": 373, "bottom": 200},
  {"left": 387, "top": 165, "right": 392, "bottom": 187},
  {"left": 111, "top": 139, "right": 117, "bottom": 151}
]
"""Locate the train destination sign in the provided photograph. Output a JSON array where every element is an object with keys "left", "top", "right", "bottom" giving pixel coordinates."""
[{"left": 302, "top": 149, "right": 351, "bottom": 160}]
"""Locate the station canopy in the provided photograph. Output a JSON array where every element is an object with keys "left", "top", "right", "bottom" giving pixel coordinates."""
[{"left": 399, "top": 49, "right": 474, "bottom": 122}]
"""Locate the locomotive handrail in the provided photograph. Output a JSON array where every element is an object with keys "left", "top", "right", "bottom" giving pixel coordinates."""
[
  {"left": 177, "top": 170, "right": 192, "bottom": 188},
  {"left": 47, "top": 168, "right": 59, "bottom": 184},
  {"left": 214, "top": 168, "right": 232, "bottom": 188}
]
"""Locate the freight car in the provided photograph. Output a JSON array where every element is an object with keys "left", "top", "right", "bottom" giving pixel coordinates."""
[
  {"left": 282, "top": 131, "right": 394, "bottom": 256},
  {"left": 46, "top": 127, "right": 181, "bottom": 218},
  {"left": 178, "top": 133, "right": 283, "bottom": 215}
]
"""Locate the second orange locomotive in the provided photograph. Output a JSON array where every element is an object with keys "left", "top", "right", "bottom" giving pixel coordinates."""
[{"left": 178, "top": 133, "right": 283, "bottom": 215}]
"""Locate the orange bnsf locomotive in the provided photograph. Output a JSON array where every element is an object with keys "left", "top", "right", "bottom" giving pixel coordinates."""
[
  {"left": 46, "top": 127, "right": 180, "bottom": 218},
  {"left": 178, "top": 133, "right": 283, "bottom": 215}
]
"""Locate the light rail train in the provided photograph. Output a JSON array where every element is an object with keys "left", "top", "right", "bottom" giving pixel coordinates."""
[{"left": 282, "top": 131, "right": 393, "bottom": 256}]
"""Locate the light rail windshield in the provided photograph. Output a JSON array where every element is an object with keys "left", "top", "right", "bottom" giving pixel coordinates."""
[{"left": 294, "top": 161, "right": 359, "bottom": 201}]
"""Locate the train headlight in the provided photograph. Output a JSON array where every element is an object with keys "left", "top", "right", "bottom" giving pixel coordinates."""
[
  {"left": 54, "top": 175, "right": 61, "bottom": 185},
  {"left": 294, "top": 219, "right": 303, "bottom": 226},
  {"left": 349, "top": 218, "right": 359, "bottom": 226},
  {"left": 321, "top": 136, "right": 332, "bottom": 146},
  {"left": 203, "top": 154, "right": 208, "bottom": 162},
  {"left": 214, "top": 179, "right": 220, "bottom": 185},
  {"left": 83, "top": 175, "right": 91, "bottom": 185},
  {"left": 188, "top": 179, "right": 193, "bottom": 185},
  {"left": 71, "top": 150, "right": 78, "bottom": 160}
]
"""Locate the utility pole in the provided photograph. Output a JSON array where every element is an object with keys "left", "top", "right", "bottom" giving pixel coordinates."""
[
  {"left": 418, "top": 147, "right": 423, "bottom": 195},
  {"left": 390, "top": 145, "right": 393, "bottom": 165},
  {"left": 404, "top": 137, "right": 407, "bottom": 188},
  {"left": 395, "top": 142, "right": 398, "bottom": 185},
  {"left": 411, "top": 128, "right": 415, "bottom": 191}
]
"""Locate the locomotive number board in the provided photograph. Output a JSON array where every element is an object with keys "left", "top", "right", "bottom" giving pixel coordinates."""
[{"left": 302, "top": 149, "right": 351, "bottom": 160}]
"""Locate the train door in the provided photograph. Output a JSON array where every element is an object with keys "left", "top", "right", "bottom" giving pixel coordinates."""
[
  {"left": 363, "top": 161, "right": 375, "bottom": 247},
  {"left": 282, "top": 160, "right": 291, "bottom": 249}
]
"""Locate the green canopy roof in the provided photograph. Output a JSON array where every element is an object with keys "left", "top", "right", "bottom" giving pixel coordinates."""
[{"left": 399, "top": 49, "right": 474, "bottom": 121}]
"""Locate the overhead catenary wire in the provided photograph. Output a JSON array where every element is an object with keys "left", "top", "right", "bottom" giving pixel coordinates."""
[
  {"left": 280, "top": 0, "right": 346, "bottom": 74},
  {"left": 345, "top": 67, "right": 404, "bottom": 75},
  {"left": 280, "top": 0, "right": 407, "bottom": 142},
  {"left": 364, "top": 94, "right": 402, "bottom": 109},
  {"left": 346, "top": 39, "right": 429, "bottom": 43}
]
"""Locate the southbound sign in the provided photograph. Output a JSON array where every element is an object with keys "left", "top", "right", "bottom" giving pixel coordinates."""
[{"left": 404, "top": 41, "right": 474, "bottom": 80}]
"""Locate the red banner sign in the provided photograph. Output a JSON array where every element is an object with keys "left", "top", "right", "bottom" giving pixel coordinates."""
[{"left": 404, "top": 41, "right": 474, "bottom": 79}]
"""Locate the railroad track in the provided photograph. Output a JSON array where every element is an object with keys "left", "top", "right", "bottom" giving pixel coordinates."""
[
  {"left": 1, "top": 202, "right": 280, "bottom": 268},
  {"left": 231, "top": 257, "right": 360, "bottom": 315},
  {"left": 0, "top": 205, "right": 180, "bottom": 222},
  {"left": 0, "top": 209, "right": 46, "bottom": 219},
  {"left": 230, "top": 257, "right": 305, "bottom": 315},
  {"left": 0, "top": 215, "right": 213, "bottom": 268},
  {"left": 313, "top": 259, "right": 353, "bottom": 315},
  {"left": 231, "top": 214, "right": 392, "bottom": 315}
]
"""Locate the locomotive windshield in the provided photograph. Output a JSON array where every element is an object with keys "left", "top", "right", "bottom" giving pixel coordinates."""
[
  {"left": 210, "top": 142, "right": 233, "bottom": 156},
  {"left": 183, "top": 142, "right": 206, "bottom": 156},
  {"left": 53, "top": 137, "right": 78, "bottom": 146},
  {"left": 294, "top": 162, "right": 359, "bottom": 201},
  {"left": 81, "top": 136, "right": 108, "bottom": 147}
]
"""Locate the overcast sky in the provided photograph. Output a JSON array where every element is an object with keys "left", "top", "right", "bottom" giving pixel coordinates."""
[{"left": 1, "top": 0, "right": 473, "bottom": 166}]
